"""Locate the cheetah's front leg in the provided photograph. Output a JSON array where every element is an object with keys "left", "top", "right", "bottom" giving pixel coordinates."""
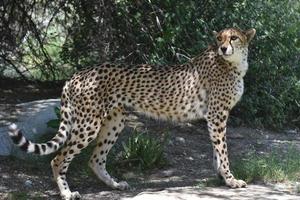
[{"left": 207, "top": 111, "right": 246, "bottom": 188}]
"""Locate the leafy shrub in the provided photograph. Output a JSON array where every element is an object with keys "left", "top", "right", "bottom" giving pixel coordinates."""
[
  {"left": 25, "top": 0, "right": 299, "bottom": 130},
  {"left": 47, "top": 107, "right": 61, "bottom": 129},
  {"left": 120, "top": 131, "right": 167, "bottom": 170},
  {"left": 46, "top": 107, "right": 167, "bottom": 170},
  {"left": 61, "top": 0, "right": 300, "bottom": 129}
]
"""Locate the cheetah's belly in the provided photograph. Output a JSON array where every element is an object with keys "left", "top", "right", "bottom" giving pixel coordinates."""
[{"left": 127, "top": 89, "right": 208, "bottom": 122}]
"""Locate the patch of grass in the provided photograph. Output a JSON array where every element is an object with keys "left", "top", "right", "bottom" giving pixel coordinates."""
[
  {"left": 232, "top": 147, "right": 300, "bottom": 183},
  {"left": 118, "top": 130, "right": 168, "bottom": 170},
  {"left": 7, "top": 192, "right": 43, "bottom": 200},
  {"left": 7, "top": 192, "right": 29, "bottom": 200}
]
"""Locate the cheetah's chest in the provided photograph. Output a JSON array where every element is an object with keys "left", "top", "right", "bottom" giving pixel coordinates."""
[{"left": 229, "top": 78, "right": 244, "bottom": 108}]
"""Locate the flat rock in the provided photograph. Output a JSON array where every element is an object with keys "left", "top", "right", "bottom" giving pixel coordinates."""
[
  {"left": 175, "top": 137, "right": 185, "bottom": 144},
  {"left": 0, "top": 99, "right": 60, "bottom": 156}
]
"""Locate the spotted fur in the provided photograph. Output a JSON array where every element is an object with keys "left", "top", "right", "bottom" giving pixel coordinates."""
[{"left": 8, "top": 27, "right": 256, "bottom": 200}]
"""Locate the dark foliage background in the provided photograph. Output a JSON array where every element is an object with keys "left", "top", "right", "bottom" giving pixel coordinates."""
[{"left": 0, "top": 0, "right": 299, "bottom": 129}]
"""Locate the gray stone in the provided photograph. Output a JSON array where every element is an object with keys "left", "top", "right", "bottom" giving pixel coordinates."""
[
  {"left": 186, "top": 156, "right": 194, "bottom": 161},
  {"left": 175, "top": 137, "right": 185, "bottom": 144},
  {"left": 161, "top": 169, "right": 175, "bottom": 177},
  {"left": 294, "top": 182, "right": 300, "bottom": 193},
  {"left": 285, "top": 129, "right": 298, "bottom": 134},
  {"left": 0, "top": 99, "right": 60, "bottom": 156},
  {"left": 24, "top": 179, "right": 33, "bottom": 188}
]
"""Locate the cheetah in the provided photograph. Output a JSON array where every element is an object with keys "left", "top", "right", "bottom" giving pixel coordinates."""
[{"left": 8, "top": 27, "right": 256, "bottom": 200}]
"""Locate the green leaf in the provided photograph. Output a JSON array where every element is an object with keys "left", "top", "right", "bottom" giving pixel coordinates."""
[{"left": 47, "top": 119, "right": 60, "bottom": 129}]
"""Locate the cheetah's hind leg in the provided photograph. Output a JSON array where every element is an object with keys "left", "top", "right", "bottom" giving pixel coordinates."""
[
  {"left": 51, "top": 116, "right": 102, "bottom": 200},
  {"left": 89, "top": 107, "right": 129, "bottom": 190}
]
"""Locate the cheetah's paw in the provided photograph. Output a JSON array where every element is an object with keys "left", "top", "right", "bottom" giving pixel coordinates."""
[
  {"left": 226, "top": 178, "right": 247, "bottom": 188},
  {"left": 113, "top": 181, "right": 130, "bottom": 190},
  {"left": 61, "top": 191, "right": 81, "bottom": 200}
]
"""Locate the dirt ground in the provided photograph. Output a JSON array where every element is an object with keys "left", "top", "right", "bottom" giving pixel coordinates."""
[{"left": 1, "top": 79, "right": 300, "bottom": 200}]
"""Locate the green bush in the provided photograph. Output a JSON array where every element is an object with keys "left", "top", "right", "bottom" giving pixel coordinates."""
[
  {"left": 46, "top": 107, "right": 167, "bottom": 170},
  {"left": 19, "top": 0, "right": 298, "bottom": 130},
  {"left": 120, "top": 131, "right": 167, "bottom": 170},
  {"left": 61, "top": 0, "right": 300, "bottom": 129}
]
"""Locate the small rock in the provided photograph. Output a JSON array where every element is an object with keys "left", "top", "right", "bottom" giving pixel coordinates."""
[
  {"left": 186, "top": 156, "right": 194, "bottom": 161},
  {"left": 285, "top": 129, "right": 298, "bottom": 134},
  {"left": 197, "top": 154, "right": 207, "bottom": 159},
  {"left": 175, "top": 137, "right": 185, "bottom": 144},
  {"left": 293, "top": 182, "right": 300, "bottom": 193},
  {"left": 273, "top": 183, "right": 289, "bottom": 192},
  {"left": 24, "top": 180, "right": 33, "bottom": 188},
  {"left": 2, "top": 174, "right": 9, "bottom": 179},
  {"left": 264, "top": 134, "right": 270, "bottom": 139},
  {"left": 161, "top": 169, "right": 175, "bottom": 177},
  {"left": 186, "top": 123, "right": 193, "bottom": 127}
]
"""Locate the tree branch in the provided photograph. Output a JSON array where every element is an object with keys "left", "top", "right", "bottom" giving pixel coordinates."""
[{"left": 0, "top": 55, "right": 29, "bottom": 81}]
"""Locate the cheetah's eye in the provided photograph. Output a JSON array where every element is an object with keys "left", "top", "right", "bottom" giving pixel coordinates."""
[
  {"left": 231, "top": 36, "right": 238, "bottom": 41},
  {"left": 217, "top": 36, "right": 222, "bottom": 41}
]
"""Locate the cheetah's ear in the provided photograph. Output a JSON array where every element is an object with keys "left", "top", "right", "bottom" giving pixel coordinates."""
[{"left": 244, "top": 28, "right": 256, "bottom": 43}]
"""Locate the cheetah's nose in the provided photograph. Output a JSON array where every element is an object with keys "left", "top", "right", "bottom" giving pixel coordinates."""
[{"left": 221, "top": 47, "right": 227, "bottom": 54}]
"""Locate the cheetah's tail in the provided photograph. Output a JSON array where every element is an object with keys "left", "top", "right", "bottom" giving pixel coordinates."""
[
  {"left": 8, "top": 82, "right": 72, "bottom": 155},
  {"left": 8, "top": 122, "right": 69, "bottom": 155}
]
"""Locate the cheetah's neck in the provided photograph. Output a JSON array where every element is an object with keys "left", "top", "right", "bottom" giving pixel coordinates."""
[
  {"left": 233, "top": 59, "right": 248, "bottom": 77},
  {"left": 225, "top": 48, "right": 249, "bottom": 77}
]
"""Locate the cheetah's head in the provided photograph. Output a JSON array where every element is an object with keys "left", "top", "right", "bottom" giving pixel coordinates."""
[{"left": 213, "top": 28, "right": 256, "bottom": 63}]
